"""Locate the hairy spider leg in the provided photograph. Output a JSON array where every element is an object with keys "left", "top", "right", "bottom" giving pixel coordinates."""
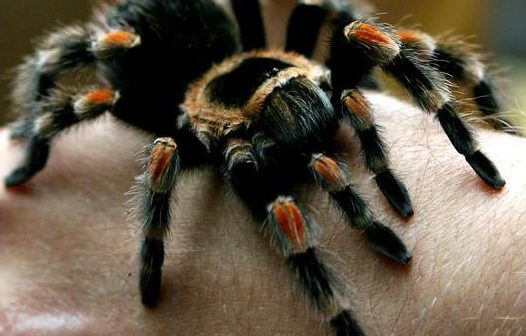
[
  {"left": 285, "top": 0, "right": 334, "bottom": 57},
  {"left": 289, "top": 17, "right": 415, "bottom": 218},
  {"left": 309, "top": 154, "right": 411, "bottom": 264},
  {"left": 10, "top": 26, "right": 94, "bottom": 140},
  {"left": 329, "top": 20, "right": 505, "bottom": 190},
  {"left": 396, "top": 29, "right": 513, "bottom": 133},
  {"left": 231, "top": 0, "right": 266, "bottom": 51},
  {"left": 9, "top": 26, "right": 140, "bottom": 140},
  {"left": 5, "top": 27, "right": 144, "bottom": 187},
  {"left": 285, "top": 0, "right": 380, "bottom": 90},
  {"left": 340, "top": 89, "right": 413, "bottom": 218},
  {"left": 223, "top": 137, "right": 365, "bottom": 336},
  {"left": 136, "top": 137, "right": 180, "bottom": 306},
  {"left": 5, "top": 87, "right": 119, "bottom": 187}
]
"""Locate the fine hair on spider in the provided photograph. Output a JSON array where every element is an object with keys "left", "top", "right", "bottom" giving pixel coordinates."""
[{"left": 3, "top": 0, "right": 509, "bottom": 335}]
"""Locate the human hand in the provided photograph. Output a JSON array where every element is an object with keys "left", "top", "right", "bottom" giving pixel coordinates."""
[{"left": 1, "top": 93, "right": 525, "bottom": 335}]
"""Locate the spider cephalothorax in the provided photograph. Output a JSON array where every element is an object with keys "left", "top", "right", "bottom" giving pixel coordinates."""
[
  {"left": 182, "top": 50, "right": 336, "bottom": 150},
  {"left": 3, "top": 0, "right": 508, "bottom": 335}
]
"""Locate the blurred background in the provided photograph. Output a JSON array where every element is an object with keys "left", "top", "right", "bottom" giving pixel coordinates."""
[{"left": 0, "top": 0, "right": 525, "bottom": 126}]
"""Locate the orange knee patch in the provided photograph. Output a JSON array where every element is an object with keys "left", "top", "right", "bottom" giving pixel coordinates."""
[
  {"left": 343, "top": 91, "right": 370, "bottom": 118},
  {"left": 396, "top": 29, "right": 422, "bottom": 44},
  {"left": 396, "top": 29, "right": 435, "bottom": 56},
  {"left": 85, "top": 88, "right": 116, "bottom": 105},
  {"left": 272, "top": 197, "right": 305, "bottom": 247},
  {"left": 345, "top": 22, "right": 392, "bottom": 45},
  {"left": 102, "top": 30, "right": 139, "bottom": 46},
  {"left": 149, "top": 138, "right": 177, "bottom": 188},
  {"left": 311, "top": 155, "right": 347, "bottom": 191}
]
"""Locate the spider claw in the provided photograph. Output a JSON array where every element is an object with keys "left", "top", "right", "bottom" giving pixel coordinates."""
[
  {"left": 465, "top": 151, "right": 506, "bottom": 189},
  {"left": 375, "top": 169, "right": 414, "bottom": 218},
  {"left": 364, "top": 222, "right": 412, "bottom": 264}
]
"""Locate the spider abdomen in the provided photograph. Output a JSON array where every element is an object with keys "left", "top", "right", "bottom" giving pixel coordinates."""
[{"left": 99, "top": 0, "right": 241, "bottom": 134}]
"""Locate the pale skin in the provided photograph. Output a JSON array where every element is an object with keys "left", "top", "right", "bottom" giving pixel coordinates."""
[{"left": 0, "top": 92, "right": 525, "bottom": 335}]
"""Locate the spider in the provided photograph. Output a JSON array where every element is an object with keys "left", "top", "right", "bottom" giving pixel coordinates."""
[{"left": 3, "top": 0, "right": 507, "bottom": 335}]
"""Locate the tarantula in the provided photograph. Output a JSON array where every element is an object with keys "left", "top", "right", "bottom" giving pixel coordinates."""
[{"left": 4, "top": 0, "right": 507, "bottom": 334}]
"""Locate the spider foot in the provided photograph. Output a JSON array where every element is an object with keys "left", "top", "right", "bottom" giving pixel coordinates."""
[
  {"left": 5, "top": 138, "right": 49, "bottom": 187},
  {"left": 340, "top": 91, "right": 413, "bottom": 218},
  {"left": 5, "top": 167, "right": 33, "bottom": 187},
  {"left": 465, "top": 151, "right": 506, "bottom": 189},
  {"left": 140, "top": 238, "right": 164, "bottom": 307},
  {"left": 330, "top": 310, "right": 366, "bottom": 336},
  {"left": 375, "top": 169, "right": 413, "bottom": 218},
  {"left": 364, "top": 221, "right": 412, "bottom": 265}
]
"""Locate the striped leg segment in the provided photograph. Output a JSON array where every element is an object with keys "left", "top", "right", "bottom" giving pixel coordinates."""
[
  {"left": 223, "top": 139, "right": 365, "bottom": 335},
  {"left": 271, "top": 199, "right": 365, "bottom": 336},
  {"left": 383, "top": 46, "right": 506, "bottom": 189},
  {"left": 10, "top": 26, "right": 93, "bottom": 140},
  {"left": 5, "top": 88, "right": 118, "bottom": 187},
  {"left": 137, "top": 137, "right": 180, "bottom": 306},
  {"left": 310, "top": 154, "right": 411, "bottom": 264},
  {"left": 286, "top": 0, "right": 331, "bottom": 57},
  {"left": 436, "top": 103, "right": 505, "bottom": 188},
  {"left": 329, "top": 20, "right": 505, "bottom": 189},
  {"left": 341, "top": 89, "right": 413, "bottom": 217},
  {"left": 328, "top": 20, "right": 401, "bottom": 106},
  {"left": 397, "top": 29, "right": 510, "bottom": 131},
  {"left": 10, "top": 27, "right": 140, "bottom": 140}
]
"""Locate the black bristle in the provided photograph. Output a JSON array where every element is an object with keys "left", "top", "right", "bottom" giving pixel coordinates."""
[
  {"left": 330, "top": 310, "right": 366, "bottom": 336},
  {"left": 5, "top": 137, "right": 50, "bottom": 187},
  {"left": 140, "top": 238, "right": 165, "bottom": 306},
  {"left": 331, "top": 185, "right": 373, "bottom": 230},
  {"left": 473, "top": 78, "right": 501, "bottom": 116},
  {"left": 263, "top": 77, "right": 338, "bottom": 150},
  {"left": 356, "top": 127, "right": 387, "bottom": 173},
  {"left": 5, "top": 167, "right": 33, "bottom": 187},
  {"left": 231, "top": 0, "right": 266, "bottom": 51},
  {"left": 436, "top": 103, "right": 477, "bottom": 155},
  {"left": 465, "top": 151, "right": 506, "bottom": 189},
  {"left": 375, "top": 169, "right": 414, "bottom": 218},
  {"left": 286, "top": 4, "right": 329, "bottom": 57},
  {"left": 286, "top": 248, "right": 335, "bottom": 311},
  {"left": 364, "top": 222, "right": 412, "bottom": 264}
]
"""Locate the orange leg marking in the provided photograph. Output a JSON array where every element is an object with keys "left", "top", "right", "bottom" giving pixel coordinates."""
[
  {"left": 272, "top": 198, "right": 305, "bottom": 246},
  {"left": 103, "top": 31, "right": 137, "bottom": 45},
  {"left": 343, "top": 92, "right": 370, "bottom": 118},
  {"left": 312, "top": 155, "right": 344, "bottom": 187},
  {"left": 148, "top": 139, "right": 177, "bottom": 189},
  {"left": 396, "top": 29, "right": 422, "bottom": 44},
  {"left": 348, "top": 22, "right": 392, "bottom": 45},
  {"left": 85, "top": 88, "right": 116, "bottom": 105}
]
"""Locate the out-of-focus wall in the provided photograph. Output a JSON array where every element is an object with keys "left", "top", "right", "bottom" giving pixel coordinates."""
[{"left": 373, "top": 0, "right": 491, "bottom": 46}]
